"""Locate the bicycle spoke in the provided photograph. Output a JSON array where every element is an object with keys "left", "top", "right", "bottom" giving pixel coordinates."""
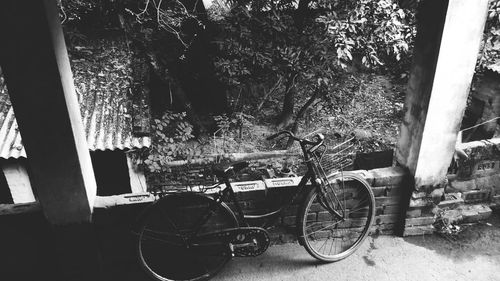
[
  {"left": 305, "top": 221, "right": 342, "bottom": 236},
  {"left": 156, "top": 203, "right": 178, "bottom": 229},
  {"left": 300, "top": 172, "right": 375, "bottom": 262},
  {"left": 317, "top": 237, "right": 329, "bottom": 253},
  {"left": 328, "top": 235, "right": 335, "bottom": 255},
  {"left": 305, "top": 220, "right": 341, "bottom": 230},
  {"left": 137, "top": 193, "right": 237, "bottom": 281}
]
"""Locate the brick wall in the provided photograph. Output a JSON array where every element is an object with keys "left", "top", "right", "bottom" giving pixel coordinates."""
[
  {"left": 146, "top": 166, "right": 408, "bottom": 243},
  {"left": 448, "top": 138, "right": 500, "bottom": 207},
  {"left": 401, "top": 138, "right": 500, "bottom": 236},
  {"left": 144, "top": 138, "right": 500, "bottom": 238},
  {"left": 115, "top": 146, "right": 500, "bottom": 238}
]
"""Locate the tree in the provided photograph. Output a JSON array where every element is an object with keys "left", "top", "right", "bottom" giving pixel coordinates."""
[
  {"left": 211, "top": 0, "right": 415, "bottom": 133},
  {"left": 60, "top": 0, "right": 416, "bottom": 165}
]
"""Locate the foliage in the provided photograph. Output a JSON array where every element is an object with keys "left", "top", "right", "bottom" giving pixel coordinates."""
[
  {"left": 212, "top": 2, "right": 334, "bottom": 96},
  {"left": 212, "top": 0, "right": 415, "bottom": 90},
  {"left": 59, "top": 0, "right": 98, "bottom": 25},
  {"left": 208, "top": 0, "right": 415, "bottom": 135},
  {"left": 125, "top": 0, "right": 203, "bottom": 49},
  {"left": 317, "top": 0, "right": 415, "bottom": 70},
  {"left": 211, "top": 112, "right": 255, "bottom": 154},
  {"left": 214, "top": 112, "right": 254, "bottom": 135},
  {"left": 0, "top": 67, "right": 12, "bottom": 117},
  {"left": 60, "top": 0, "right": 417, "bottom": 161},
  {"left": 321, "top": 73, "right": 404, "bottom": 152},
  {"left": 143, "top": 112, "right": 194, "bottom": 172},
  {"left": 481, "top": 0, "right": 500, "bottom": 67}
]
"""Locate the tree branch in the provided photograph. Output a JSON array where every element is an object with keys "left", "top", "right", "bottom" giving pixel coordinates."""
[
  {"left": 286, "top": 88, "right": 320, "bottom": 148},
  {"left": 257, "top": 76, "right": 282, "bottom": 111}
]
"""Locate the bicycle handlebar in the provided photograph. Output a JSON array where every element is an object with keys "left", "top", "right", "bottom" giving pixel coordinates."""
[{"left": 266, "top": 131, "right": 324, "bottom": 151}]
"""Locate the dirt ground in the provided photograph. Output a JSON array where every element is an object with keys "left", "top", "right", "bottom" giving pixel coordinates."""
[{"left": 211, "top": 211, "right": 500, "bottom": 281}]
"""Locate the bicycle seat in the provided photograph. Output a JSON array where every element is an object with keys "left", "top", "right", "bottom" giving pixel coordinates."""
[{"left": 213, "top": 161, "right": 249, "bottom": 178}]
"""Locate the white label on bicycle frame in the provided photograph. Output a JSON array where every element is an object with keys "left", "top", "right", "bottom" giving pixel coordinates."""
[
  {"left": 264, "top": 177, "right": 303, "bottom": 189},
  {"left": 232, "top": 181, "right": 265, "bottom": 193}
]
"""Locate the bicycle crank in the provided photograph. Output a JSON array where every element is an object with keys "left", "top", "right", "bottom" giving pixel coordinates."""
[{"left": 192, "top": 227, "right": 270, "bottom": 257}]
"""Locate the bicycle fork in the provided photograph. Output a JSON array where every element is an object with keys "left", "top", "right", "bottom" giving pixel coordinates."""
[{"left": 314, "top": 177, "right": 344, "bottom": 221}]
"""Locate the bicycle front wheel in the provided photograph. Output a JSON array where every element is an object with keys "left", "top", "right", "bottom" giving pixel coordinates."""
[
  {"left": 136, "top": 193, "right": 238, "bottom": 281},
  {"left": 298, "top": 171, "right": 375, "bottom": 262}
]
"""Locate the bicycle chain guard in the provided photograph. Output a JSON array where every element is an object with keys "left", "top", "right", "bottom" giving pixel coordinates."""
[{"left": 192, "top": 227, "right": 270, "bottom": 257}]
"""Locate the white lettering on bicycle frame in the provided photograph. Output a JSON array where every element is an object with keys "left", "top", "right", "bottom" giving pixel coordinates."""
[
  {"left": 233, "top": 181, "right": 265, "bottom": 193},
  {"left": 271, "top": 179, "right": 294, "bottom": 186}
]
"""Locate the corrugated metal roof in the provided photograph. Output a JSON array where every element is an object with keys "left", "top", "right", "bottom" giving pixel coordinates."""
[
  {"left": 0, "top": 107, "right": 26, "bottom": 159},
  {"left": 0, "top": 91, "right": 151, "bottom": 159},
  {"left": 0, "top": 36, "right": 151, "bottom": 159},
  {"left": 78, "top": 85, "right": 151, "bottom": 152}
]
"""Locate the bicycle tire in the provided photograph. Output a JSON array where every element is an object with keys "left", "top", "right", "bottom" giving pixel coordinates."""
[
  {"left": 298, "top": 171, "right": 375, "bottom": 262},
  {"left": 136, "top": 193, "right": 238, "bottom": 281}
]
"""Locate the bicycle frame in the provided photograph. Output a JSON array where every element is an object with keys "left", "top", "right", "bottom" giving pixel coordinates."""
[
  {"left": 227, "top": 169, "right": 315, "bottom": 226},
  {"left": 189, "top": 150, "right": 321, "bottom": 238},
  {"left": 175, "top": 132, "right": 345, "bottom": 241}
]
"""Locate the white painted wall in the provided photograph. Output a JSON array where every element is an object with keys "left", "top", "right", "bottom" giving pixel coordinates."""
[{"left": 2, "top": 161, "right": 35, "bottom": 204}]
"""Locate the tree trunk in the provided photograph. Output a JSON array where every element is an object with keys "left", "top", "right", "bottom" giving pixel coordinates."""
[
  {"left": 176, "top": 0, "right": 228, "bottom": 115},
  {"left": 277, "top": 73, "right": 297, "bottom": 128},
  {"left": 276, "top": 0, "right": 311, "bottom": 128},
  {"left": 294, "top": 0, "right": 312, "bottom": 29}
]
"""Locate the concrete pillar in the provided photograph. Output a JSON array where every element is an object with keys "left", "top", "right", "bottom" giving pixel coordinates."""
[
  {"left": 0, "top": 1, "right": 102, "bottom": 279},
  {"left": 0, "top": 0, "right": 96, "bottom": 224},
  {"left": 397, "top": 0, "right": 489, "bottom": 194}
]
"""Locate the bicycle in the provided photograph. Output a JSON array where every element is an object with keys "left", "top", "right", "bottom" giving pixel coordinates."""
[{"left": 134, "top": 131, "right": 375, "bottom": 281}]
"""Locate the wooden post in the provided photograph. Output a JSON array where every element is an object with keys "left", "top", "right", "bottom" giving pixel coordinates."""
[{"left": 0, "top": 0, "right": 96, "bottom": 224}]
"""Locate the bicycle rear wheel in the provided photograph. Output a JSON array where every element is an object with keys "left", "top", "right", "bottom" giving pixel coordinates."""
[
  {"left": 298, "top": 171, "right": 375, "bottom": 262},
  {"left": 136, "top": 193, "right": 238, "bottom": 281}
]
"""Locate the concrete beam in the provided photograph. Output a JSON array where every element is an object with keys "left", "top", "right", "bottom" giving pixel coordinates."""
[
  {"left": 397, "top": 0, "right": 489, "bottom": 188},
  {"left": 2, "top": 160, "right": 35, "bottom": 204},
  {"left": 0, "top": 0, "right": 96, "bottom": 224}
]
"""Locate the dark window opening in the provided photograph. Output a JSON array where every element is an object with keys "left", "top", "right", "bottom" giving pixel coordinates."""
[
  {"left": 90, "top": 151, "right": 131, "bottom": 196},
  {"left": 0, "top": 167, "right": 14, "bottom": 204}
]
